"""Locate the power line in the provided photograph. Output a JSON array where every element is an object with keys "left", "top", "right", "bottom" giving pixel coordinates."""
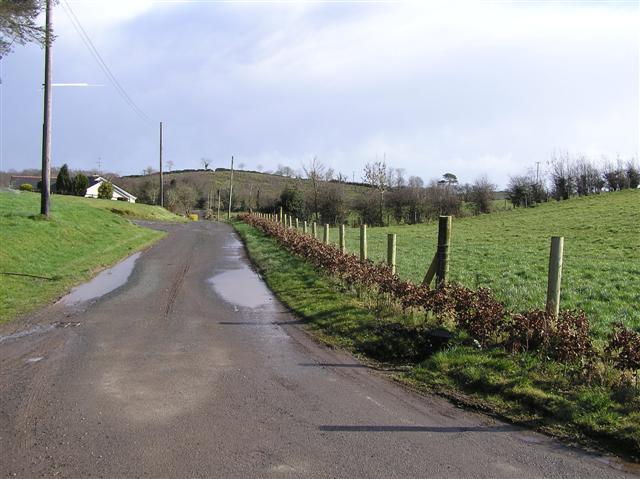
[{"left": 61, "top": 0, "right": 151, "bottom": 122}]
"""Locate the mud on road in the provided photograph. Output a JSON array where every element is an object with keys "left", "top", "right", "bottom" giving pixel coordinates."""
[{"left": 0, "top": 221, "right": 637, "bottom": 478}]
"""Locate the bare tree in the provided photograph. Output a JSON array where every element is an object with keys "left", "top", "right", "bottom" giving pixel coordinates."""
[
  {"left": 167, "top": 160, "right": 174, "bottom": 172},
  {"left": 363, "top": 160, "right": 388, "bottom": 225},
  {"left": 303, "top": 157, "right": 325, "bottom": 222},
  {"left": 143, "top": 166, "right": 156, "bottom": 176},
  {"left": 201, "top": 158, "right": 211, "bottom": 170}
]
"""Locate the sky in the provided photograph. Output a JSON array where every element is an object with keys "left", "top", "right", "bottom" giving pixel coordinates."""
[{"left": 0, "top": 0, "right": 638, "bottom": 188}]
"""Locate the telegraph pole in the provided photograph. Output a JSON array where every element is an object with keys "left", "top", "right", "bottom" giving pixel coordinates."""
[
  {"left": 227, "top": 156, "right": 234, "bottom": 219},
  {"left": 40, "top": 0, "right": 53, "bottom": 217},
  {"left": 159, "top": 121, "right": 164, "bottom": 207}
]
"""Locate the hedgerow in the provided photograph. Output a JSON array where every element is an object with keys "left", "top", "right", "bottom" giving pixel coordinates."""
[{"left": 239, "top": 214, "right": 638, "bottom": 380}]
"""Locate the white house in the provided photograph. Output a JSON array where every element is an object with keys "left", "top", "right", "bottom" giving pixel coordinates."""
[{"left": 85, "top": 176, "right": 137, "bottom": 203}]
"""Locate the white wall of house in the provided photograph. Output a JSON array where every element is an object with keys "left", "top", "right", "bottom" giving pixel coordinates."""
[{"left": 85, "top": 180, "right": 136, "bottom": 203}]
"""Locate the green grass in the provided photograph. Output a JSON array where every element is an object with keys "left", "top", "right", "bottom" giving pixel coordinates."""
[
  {"left": 61, "top": 194, "right": 188, "bottom": 222},
  {"left": 330, "top": 190, "right": 639, "bottom": 337},
  {"left": 233, "top": 219, "right": 640, "bottom": 460},
  {"left": 0, "top": 191, "right": 171, "bottom": 323}
]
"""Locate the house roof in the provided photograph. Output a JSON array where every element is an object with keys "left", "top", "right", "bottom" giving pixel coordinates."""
[{"left": 88, "top": 176, "right": 136, "bottom": 200}]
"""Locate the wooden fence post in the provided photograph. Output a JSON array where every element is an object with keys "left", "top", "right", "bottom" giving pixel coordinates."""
[
  {"left": 312, "top": 222, "right": 317, "bottom": 239},
  {"left": 288, "top": 215, "right": 293, "bottom": 229},
  {"left": 339, "top": 224, "right": 346, "bottom": 253},
  {"left": 360, "top": 224, "right": 367, "bottom": 261},
  {"left": 295, "top": 218, "right": 299, "bottom": 229},
  {"left": 387, "top": 233, "right": 397, "bottom": 275},
  {"left": 436, "top": 216, "right": 452, "bottom": 288},
  {"left": 323, "top": 224, "right": 330, "bottom": 244},
  {"left": 546, "top": 236, "right": 564, "bottom": 317},
  {"left": 303, "top": 221, "right": 308, "bottom": 234},
  {"left": 279, "top": 207, "right": 283, "bottom": 224}
]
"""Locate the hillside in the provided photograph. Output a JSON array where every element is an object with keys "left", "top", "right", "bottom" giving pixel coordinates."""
[
  {"left": 118, "top": 168, "right": 372, "bottom": 210},
  {"left": 0, "top": 192, "right": 181, "bottom": 323},
  {"left": 326, "top": 190, "right": 638, "bottom": 336}
]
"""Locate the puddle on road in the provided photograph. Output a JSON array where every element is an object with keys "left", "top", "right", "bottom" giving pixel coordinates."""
[
  {"left": 0, "top": 324, "right": 57, "bottom": 344},
  {"left": 58, "top": 252, "right": 141, "bottom": 306},
  {"left": 209, "top": 268, "right": 273, "bottom": 309}
]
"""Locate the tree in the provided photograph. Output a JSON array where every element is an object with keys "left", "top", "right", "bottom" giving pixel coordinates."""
[
  {"left": 0, "top": 0, "right": 49, "bottom": 58},
  {"left": 626, "top": 159, "right": 640, "bottom": 189},
  {"left": 72, "top": 173, "right": 89, "bottom": 196},
  {"left": 56, "top": 163, "right": 71, "bottom": 194},
  {"left": 279, "top": 186, "right": 305, "bottom": 219},
  {"left": 167, "top": 160, "right": 174, "bottom": 171},
  {"left": 97, "top": 181, "right": 113, "bottom": 200},
  {"left": 363, "top": 160, "right": 388, "bottom": 226},
  {"left": 470, "top": 175, "right": 495, "bottom": 214},
  {"left": 303, "top": 157, "right": 325, "bottom": 222},
  {"left": 201, "top": 158, "right": 211, "bottom": 170},
  {"left": 143, "top": 166, "right": 156, "bottom": 176},
  {"left": 166, "top": 183, "right": 197, "bottom": 215},
  {"left": 441, "top": 172, "right": 458, "bottom": 186}
]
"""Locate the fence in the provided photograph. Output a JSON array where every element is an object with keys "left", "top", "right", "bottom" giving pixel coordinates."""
[{"left": 250, "top": 211, "right": 565, "bottom": 314}]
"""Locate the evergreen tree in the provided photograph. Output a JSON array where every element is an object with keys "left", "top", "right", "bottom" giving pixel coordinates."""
[
  {"left": 56, "top": 164, "right": 72, "bottom": 194},
  {"left": 73, "top": 173, "right": 89, "bottom": 196}
]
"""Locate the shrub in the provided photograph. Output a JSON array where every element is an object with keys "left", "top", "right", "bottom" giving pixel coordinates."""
[
  {"left": 549, "top": 310, "right": 594, "bottom": 363},
  {"left": 19, "top": 183, "right": 33, "bottom": 192},
  {"left": 606, "top": 323, "right": 640, "bottom": 379},
  {"left": 73, "top": 173, "right": 89, "bottom": 196},
  {"left": 507, "top": 309, "right": 552, "bottom": 353},
  {"left": 97, "top": 181, "right": 113, "bottom": 200}
]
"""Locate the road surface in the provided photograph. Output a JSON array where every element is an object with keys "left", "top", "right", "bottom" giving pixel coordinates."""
[{"left": 0, "top": 221, "right": 636, "bottom": 478}]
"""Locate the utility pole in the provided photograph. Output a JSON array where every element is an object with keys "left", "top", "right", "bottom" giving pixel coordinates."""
[
  {"left": 97, "top": 157, "right": 102, "bottom": 173},
  {"left": 536, "top": 161, "right": 540, "bottom": 185},
  {"left": 227, "top": 156, "right": 234, "bottom": 220},
  {"left": 40, "top": 0, "right": 53, "bottom": 217},
  {"left": 159, "top": 121, "right": 164, "bottom": 207}
]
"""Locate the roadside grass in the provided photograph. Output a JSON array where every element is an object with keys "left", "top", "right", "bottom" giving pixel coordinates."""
[
  {"left": 233, "top": 220, "right": 640, "bottom": 461},
  {"left": 331, "top": 190, "right": 639, "bottom": 337},
  {"left": 0, "top": 191, "right": 167, "bottom": 323},
  {"left": 61, "top": 194, "right": 188, "bottom": 222}
]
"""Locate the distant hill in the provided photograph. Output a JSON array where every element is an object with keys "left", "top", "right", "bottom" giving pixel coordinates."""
[{"left": 119, "top": 168, "right": 372, "bottom": 210}]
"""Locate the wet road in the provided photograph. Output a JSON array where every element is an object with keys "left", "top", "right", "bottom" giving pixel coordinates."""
[{"left": 0, "top": 221, "right": 636, "bottom": 478}]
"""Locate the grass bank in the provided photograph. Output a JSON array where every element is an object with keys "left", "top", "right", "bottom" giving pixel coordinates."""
[
  {"left": 325, "top": 190, "right": 639, "bottom": 337},
  {"left": 233, "top": 220, "right": 640, "bottom": 461},
  {"left": 0, "top": 191, "right": 176, "bottom": 323}
]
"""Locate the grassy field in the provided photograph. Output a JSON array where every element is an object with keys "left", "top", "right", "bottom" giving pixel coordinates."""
[
  {"left": 315, "top": 190, "right": 639, "bottom": 337},
  {"left": 233, "top": 220, "right": 640, "bottom": 460},
  {"left": 0, "top": 191, "right": 180, "bottom": 323}
]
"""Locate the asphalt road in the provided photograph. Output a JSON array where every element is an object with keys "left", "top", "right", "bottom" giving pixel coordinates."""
[{"left": 0, "top": 221, "right": 636, "bottom": 478}]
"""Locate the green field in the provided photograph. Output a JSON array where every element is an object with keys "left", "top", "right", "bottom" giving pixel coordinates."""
[
  {"left": 309, "top": 190, "right": 639, "bottom": 336},
  {"left": 0, "top": 191, "right": 181, "bottom": 323}
]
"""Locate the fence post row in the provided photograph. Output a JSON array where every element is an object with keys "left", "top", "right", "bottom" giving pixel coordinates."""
[
  {"left": 339, "top": 225, "right": 346, "bottom": 253},
  {"left": 303, "top": 221, "right": 308, "bottom": 234},
  {"left": 360, "top": 224, "right": 367, "bottom": 261},
  {"left": 546, "top": 236, "right": 564, "bottom": 317},
  {"left": 288, "top": 216, "right": 293, "bottom": 229},
  {"left": 295, "top": 218, "right": 299, "bottom": 230},
  {"left": 312, "top": 222, "right": 317, "bottom": 239},
  {"left": 387, "top": 233, "right": 397, "bottom": 275},
  {"left": 323, "top": 224, "right": 330, "bottom": 244}
]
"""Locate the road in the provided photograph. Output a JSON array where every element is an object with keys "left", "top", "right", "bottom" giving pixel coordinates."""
[{"left": 0, "top": 221, "right": 636, "bottom": 478}]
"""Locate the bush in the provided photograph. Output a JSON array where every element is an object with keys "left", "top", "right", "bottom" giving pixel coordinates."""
[
  {"left": 606, "top": 323, "right": 640, "bottom": 379},
  {"left": 56, "top": 164, "right": 72, "bottom": 195},
  {"left": 73, "top": 173, "right": 89, "bottom": 196},
  {"left": 97, "top": 181, "right": 113, "bottom": 200},
  {"left": 19, "top": 183, "right": 33, "bottom": 192}
]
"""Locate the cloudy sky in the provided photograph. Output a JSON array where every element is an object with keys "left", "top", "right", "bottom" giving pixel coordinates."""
[{"left": 1, "top": 0, "right": 638, "bottom": 187}]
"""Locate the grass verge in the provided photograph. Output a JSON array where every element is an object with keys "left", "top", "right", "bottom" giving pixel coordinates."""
[
  {"left": 0, "top": 191, "right": 170, "bottom": 323},
  {"left": 233, "top": 220, "right": 640, "bottom": 461}
]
